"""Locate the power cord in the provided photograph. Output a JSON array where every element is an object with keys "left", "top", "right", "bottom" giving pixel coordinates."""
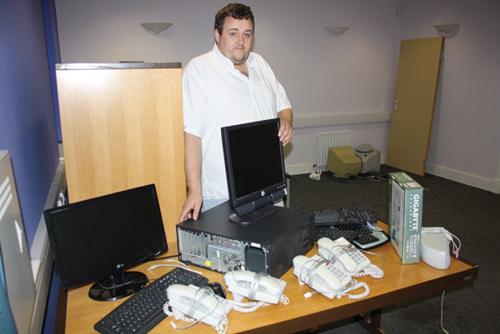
[
  {"left": 440, "top": 290, "right": 449, "bottom": 334},
  {"left": 355, "top": 174, "right": 389, "bottom": 182},
  {"left": 327, "top": 172, "right": 349, "bottom": 183},
  {"left": 147, "top": 259, "right": 203, "bottom": 275}
]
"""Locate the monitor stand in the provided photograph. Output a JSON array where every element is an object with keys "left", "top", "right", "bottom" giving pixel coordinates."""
[
  {"left": 89, "top": 271, "right": 148, "bottom": 301},
  {"left": 229, "top": 204, "right": 277, "bottom": 224}
]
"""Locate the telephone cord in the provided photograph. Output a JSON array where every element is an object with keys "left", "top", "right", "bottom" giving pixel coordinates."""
[
  {"left": 247, "top": 272, "right": 265, "bottom": 301},
  {"left": 165, "top": 287, "right": 224, "bottom": 331},
  {"left": 337, "top": 280, "right": 370, "bottom": 300},
  {"left": 303, "top": 278, "right": 369, "bottom": 300},
  {"left": 298, "top": 258, "right": 370, "bottom": 300},
  {"left": 227, "top": 270, "right": 289, "bottom": 306},
  {"left": 215, "top": 317, "right": 229, "bottom": 334},
  {"left": 352, "top": 264, "right": 384, "bottom": 279},
  {"left": 229, "top": 300, "right": 269, "bottom": 313},
  {"left": 166, "top": 310, "right": 228, "bottom": 334},
  {"left": 359, "top": 249, "right": 386, "bottom": 267},
  {"left": 226, "top": 294, "right": 289, "bottom": 313},
  {"left": 280, "top": 294, "right": 290, "bottom": 305}
]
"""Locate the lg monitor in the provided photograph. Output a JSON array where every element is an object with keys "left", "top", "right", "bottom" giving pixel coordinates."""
[
  {"left": 43, "top": 184, "right": 168, "bottom": 301},
  {"left": 221, "top": 118, "right": 287, "bottom": 224}
]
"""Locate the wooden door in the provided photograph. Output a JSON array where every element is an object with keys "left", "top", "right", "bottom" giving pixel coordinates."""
[{"left": 386, "top": 37, "right": 444, "bottom": 176}]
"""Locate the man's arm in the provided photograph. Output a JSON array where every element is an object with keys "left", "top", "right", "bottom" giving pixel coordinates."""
[
  {"left": 179, "top": 132, "right": 203, "bottom": 222},
  {"left": 277, "top": 108, "right": 294, "bottom": 146}
]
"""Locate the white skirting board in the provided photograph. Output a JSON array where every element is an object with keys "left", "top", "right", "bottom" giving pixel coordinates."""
[
  {"left": 286, "top": 155, "right": 387, "bottom": 176},
  {"left": 285, "top": 158, "right": 500, "bottom": 194},
  {"left": 425, "top": 163, "right": 500, "bottom": 194},
  {"left": 29, "top": 158, "right": 66, "bottom": 334}
]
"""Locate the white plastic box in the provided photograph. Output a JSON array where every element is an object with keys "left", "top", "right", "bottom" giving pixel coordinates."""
[{"left": 388, "top": 172, "right": 423, "bottom": 264}]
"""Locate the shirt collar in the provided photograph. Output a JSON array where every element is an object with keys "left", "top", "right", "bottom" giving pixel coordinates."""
[{"left": 213, "top": 43, "right": 255, "bottom": 71}]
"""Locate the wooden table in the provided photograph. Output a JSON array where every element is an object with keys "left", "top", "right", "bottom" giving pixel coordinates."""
[{"left": 59, "top": 226, "right": 478, "bottom": 334}]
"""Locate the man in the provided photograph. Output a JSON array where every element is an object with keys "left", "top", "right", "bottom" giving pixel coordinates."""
[{"left": 179, "top": 3, "right": 294, "bottom": 222}]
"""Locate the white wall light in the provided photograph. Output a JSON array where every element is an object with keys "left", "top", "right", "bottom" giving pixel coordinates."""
[
  {"left": 140, "top": 22, "right": 173, "bottom": 35},
  {"left": 433, "top": 23, "right": 459, "bottom": 35},
  {"left": 325, "top": 26, "right": 349, "bottom": 36}
]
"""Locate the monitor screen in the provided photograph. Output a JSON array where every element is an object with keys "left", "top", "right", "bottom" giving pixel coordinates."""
[
  {"left": 221, "top": 118, "right": 287, "bottom": 223},
  {"left": 44, "top": 184, "right": 168, "bottom": 301}
]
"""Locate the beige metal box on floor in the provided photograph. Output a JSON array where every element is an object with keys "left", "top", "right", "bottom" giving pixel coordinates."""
[{"left": 325, "top": 146, "right": 361, "bottom": 178}]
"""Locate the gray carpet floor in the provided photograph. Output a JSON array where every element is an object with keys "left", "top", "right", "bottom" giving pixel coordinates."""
[{"left": 289, "top": 165, "right": 500, "bottom": 334}]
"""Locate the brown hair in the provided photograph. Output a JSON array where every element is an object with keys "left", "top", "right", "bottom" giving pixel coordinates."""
[{"left": 214, "top": 3, "right": 255, "bottom": 35}]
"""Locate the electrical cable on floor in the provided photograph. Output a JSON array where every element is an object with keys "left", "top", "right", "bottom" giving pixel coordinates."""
[
  {"left": 325, "top": 171, "right": 389, "bottom": 183},
  {"left": 440, "top": 290, "right": 449, "bottom": 334},
  {"left": 355, "top": 174, "right": 389, "bottom": 182},
  {"left": 327, "top": 172, "right": 349, "bottom": 183}
]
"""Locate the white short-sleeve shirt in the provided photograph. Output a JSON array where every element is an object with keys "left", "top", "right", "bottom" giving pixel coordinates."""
[{"left": 183, "top": 44, "right": 291, "bottom": 201}]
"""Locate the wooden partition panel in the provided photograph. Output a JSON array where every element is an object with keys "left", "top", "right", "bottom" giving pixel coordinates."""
[
  {"left": 56, "top": 63, "right": 184, "bottom": 242},
  {"left": 386, "top": 38, "right": 444, "bottom": 176}
]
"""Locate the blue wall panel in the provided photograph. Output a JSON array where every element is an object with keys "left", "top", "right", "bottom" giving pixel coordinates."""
[{"left": 0, "top": 0, "right": 59, "bottom": 248}]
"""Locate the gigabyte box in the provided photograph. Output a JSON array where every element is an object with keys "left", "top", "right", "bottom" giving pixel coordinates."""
[{"left": 388, "top": 172, "right": 423, "bottom": 264}]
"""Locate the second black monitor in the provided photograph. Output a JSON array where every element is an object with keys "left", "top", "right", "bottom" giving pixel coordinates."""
[{"left": 221, "top": 118, "right": 287, "bottom": 223}]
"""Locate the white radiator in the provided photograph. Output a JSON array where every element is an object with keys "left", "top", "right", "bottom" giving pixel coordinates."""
[{"left": 316, "top": 131, "right": 351, "bottom": 166}]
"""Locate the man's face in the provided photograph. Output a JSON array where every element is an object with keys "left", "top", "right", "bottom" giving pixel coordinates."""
[{"left": 215, "top": 16, "right": 253, "bottom": 66}]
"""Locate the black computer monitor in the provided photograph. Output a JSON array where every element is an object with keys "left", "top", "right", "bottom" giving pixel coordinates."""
[
  {"left": 221, "top": 118, "right": 287, "bottom": 224},
  {"left": 43, "top": 184, "right": 168, "bottom": 301}
]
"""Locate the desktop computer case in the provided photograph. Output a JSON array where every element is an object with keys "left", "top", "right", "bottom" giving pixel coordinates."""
[
  {"left": 177, "top": 202, "right": 314, "bottom": 278},
  {"left": 355, "top": 149, "right": 381, "bottom": 174}
]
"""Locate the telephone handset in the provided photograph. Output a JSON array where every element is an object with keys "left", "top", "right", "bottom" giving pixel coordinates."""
[
  {"left": 166, "top": 284, "right": 233, "bottom": 328},
  {"left": 293, "top": 254, "right": 352, "bottom": 298},
  {"left": 317, "top": 237, "right": 384, "bottom": 278},
  {"left": 224, "top": 270, "right": 287, "bottom": 304},
  {"left": 293, "top": 254, "right": 370, "bottom": 300}
]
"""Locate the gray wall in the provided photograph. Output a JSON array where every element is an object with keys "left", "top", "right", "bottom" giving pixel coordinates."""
[{"left": 54, "top": 0, "right": 500, "bottom": 192}]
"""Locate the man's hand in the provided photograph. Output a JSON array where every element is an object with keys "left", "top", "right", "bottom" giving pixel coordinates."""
[
  {"left": 278, "top": 108, "right": 294, "bottom": 146},
  {"left": 180, "top": 132, "right": 203, "bottom": 222},
  {"left": 179, "top": 191, "right": 203, "bottom": 222}
]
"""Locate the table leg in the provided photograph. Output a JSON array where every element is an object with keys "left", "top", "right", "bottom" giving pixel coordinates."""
[{"left": 354, "top": 309, "right": 386, "bottom": 334}]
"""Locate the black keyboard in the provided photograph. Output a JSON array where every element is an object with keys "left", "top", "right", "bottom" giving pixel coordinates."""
[
  {"left": 94, "top": 267, "right": 209, "bottom": 334},
  {"left": 313, "top": 208, "right": 389, "bottom": 250},
  {"left": 314, "top": 209, "right": 342, "bottom": 225},
  {"left": 313, "top": 223, "right": 360, "bottom": 242},
  {"left": 313, "top": 207, "right": 379, "bottom": 225}
]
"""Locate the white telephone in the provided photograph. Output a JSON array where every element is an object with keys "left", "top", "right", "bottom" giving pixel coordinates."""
[
  {"left": 224, "top": 271, "right": 287, "bottom": 304},
  {"left": 293, "top": 254, "right": 369, "bottom": 300},
  {"left": 317, "top": 237, "right": 383, "bottom": 278},
  {"left": 166, "top": 284, "right": 233, "bottom": 328},
  {"left": 293, "top": 255, "right": 351, "bottom": 298}
]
